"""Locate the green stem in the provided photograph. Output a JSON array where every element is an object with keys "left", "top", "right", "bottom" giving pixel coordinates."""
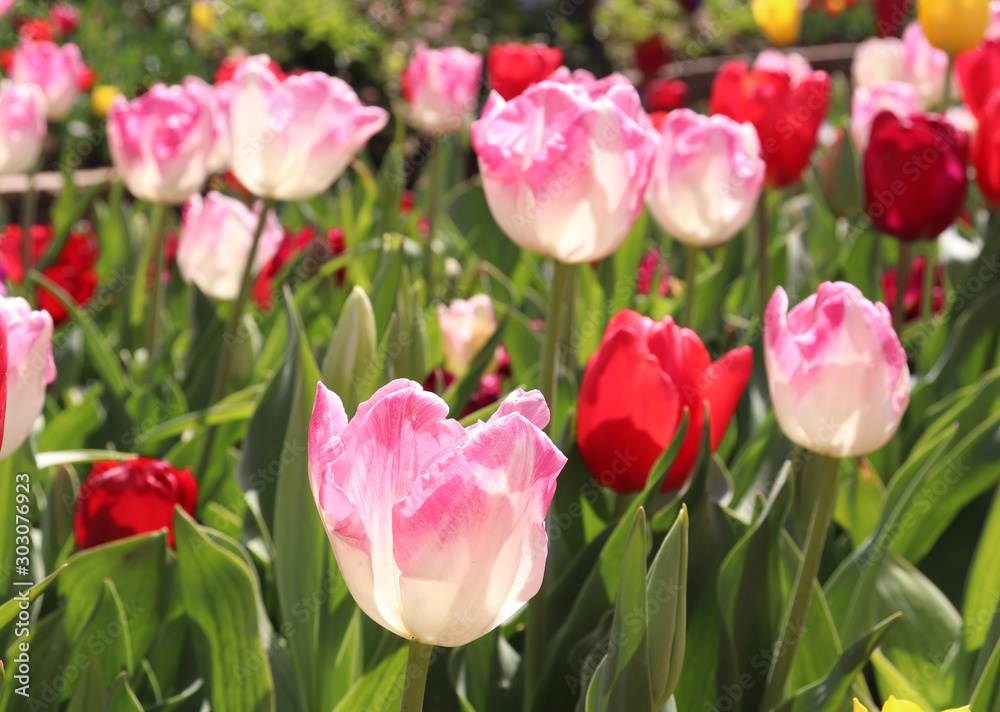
[
  {"left": 193, "top": 199, "right": 275, "bottom": 480},
  {"left": 761, "top": 455, "right": 840, "bottom": 712},
  {"left": 757, "top": 196, "right": 770, "bottom": 314},
  {"left": 921, "top": 243, "right": 936, "bottom": 324},
  {"left": 140, "top": 202, "right": 168, "bottom": 422},
  {"left": 941, "top": 54, "right": 954, "bottom": 112},
  {"left": 400, "top": 640, "right": 433, "bottom": 712},
  {"left": 425, "top": 140, "right": 445, "bottom": 296},
  {"left": 524, "top": 259, "right": 574, "bottom": 711},
  {"left": 683, "top": 246, "right": 699, "bottom": 328},
  {"left": 892, "top": 242, "right": 912, "bottom": 335},
  {"left": 20, "top": 165, "right": 39, "bottom": 294}
]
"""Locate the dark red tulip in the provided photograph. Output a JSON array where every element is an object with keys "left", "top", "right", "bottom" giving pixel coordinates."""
[
  {"left": 956, "top": 40, "right": 1000, "bottom": 119},
  {"left": 577, "top": 310, "right": 753, "bottom": 493},
  {"left": 215, "top": 55, "right": 285, "bottom": 84},
  {"left": 486, "top": 43, "right": 563, "bottom": 101},
  {"left": 421, "top": 367, "right": 506, "bottom": 418},
  {"left": 873, "top": 0, "right": 910, "bottom": 38},
  {"left": 863, "top": 111, "right": 968, "bottom": 242},
  {"left": 636, "top": 248, "right": 670, "bottom": 297},
  {"left": 0, "top": 223, "right": 99, "bottom": 325},
  {"left": 974, "top": 87, "right": 1000, "bottom": 207},
  {"left": 74, "top": 458, "right": 198, "bottom": 549},
  {"left": 252, "top": 226, "right": 318, "bottom": 311},
  {"left": 644, "top": 78, "right": 688, "bottom": 114},
  {"left": 49, "top": 3, "right": 81, "bottom": 37},
  {"left": 710, "top": 61, "right": 831, "bottom": 188},
  {"left": 77, "top": 64, "right": 96, "bottom": 92},
  {"left": 881, "top": 256, "right": 945, "bottom": 323},
  {"left": 400, "top": 190, "right": 416, "bottom": 215},
  {"left": 634, "top": 35, "right": 672, "bottom": 83}
]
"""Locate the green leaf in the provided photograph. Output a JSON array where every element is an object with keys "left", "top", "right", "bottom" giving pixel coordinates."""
[
  {"left": 0, "top": 611, "right": 70, "bottom": 711},
  {"left": 834, "top": 459, "right": 884, "bottom": 549},
  {"left": 135, "top": 386, "right": 261, "bottom": 445},
  {"left": 36, "top": 385, "right": 105, "bottom": 452},
  {"left": 648, "top": 507, "right": 688, "bottom": 709},
  {"left": 0, "top": 565, "right": 65, "bottom": 636},
  {"left": 964, "top": 488, "right": 1000, "bottom": 651},
  {"left": 448, "top": 184, "right": 521, "bottom": 275},
  {"left": 331, "top": 644, "right": 408, "bottom": 712},
  {"left": 36, "top": 450, "right": 137, "bottom": 469},
  {"left": 67, "top": 652, "right": 107, "bottom": 712},
  {"left": 774, "top": 614, "right": 900, "bottom": 712},
  {"left": 971, "top": 616, "right": 1000, "bottom": 712},
  {"left": 58, "top": 532, "right": 169, "bottom": 666},
  {"left": 448, "top": 629, "right": 521, "bottom": 712},
  {"left": 27, "top": 270, "right": 129, "bottom": 398},
  {"left": 585, "top": 508, "right": 653, "bottom": 712},
  {"left": 443, "top": 312, "right": 509, "bottom": 418},
  {"left": 105, "top": 672, "right": 144, "bottom": 712},
  {"left": 66, "top": 579, "right": 134, "bottom": 691},
  {"left": 174, "top": 509, "right": 275, "bottom": 712}
]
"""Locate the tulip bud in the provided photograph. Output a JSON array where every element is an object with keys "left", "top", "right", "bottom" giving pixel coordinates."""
[
  {"left": 819, "top": 129, "right": 862, "bottom": 219},
  {"left": 918, "top": 0, "right": 990, "bottom": 56},
  {"left": 388, "top": 270, "right": 427, "bottom": 382},
  {"left": 322, "top": 286, "right": 377, "bottom": 414},
  {"left": 751, "top": 0, "right": 803, "bottom": 48},
  {"left": 485, "top": 43, "right": 563, "bottom": 101},
  {"left": 646, "top": 109, "right": 765, "bottom": 247},
  {"left": 308, "top": 381, "right": 566, "bottom": 646},
  {"left": 1, "top": 297, "right": 56, "bottom": 460},
  {"left": 764, "top": 283, "right": 910, "bottom": 457},
  {"left": 10, "top": 40, "right": 87, "bottom": 120},
  {"left": 0, "top": 80, "right": 47, "bottom": 176}
]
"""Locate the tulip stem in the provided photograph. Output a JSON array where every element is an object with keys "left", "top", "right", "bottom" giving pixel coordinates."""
[
  {"left": 400, "top": 640, "right": 434, "bottom": 712},
  {"left": 524, "top": 258, "right": 574, "bottom": 711},
  {"left": 921, "top": 244, "right": 936, "bottom": 325},
  {"left": 425, "top": 139, "right": 445, "bottom": 296},
  {"left": 683, "top": 247, "right": 699, "bottom": 328},
  {"left": 892, "top": 242, "right": 912, "bottom": 334},
  {"left": 193, "top": 199, "right": 275, "bottom": 482},
  {"left": 20, "top": 163, "right": 39, "bottom": 293},
  {"left": 140, "top": 202, "right": 168, "bottom": 424},
  {"left": 761, "top": 454, "right": 840, "bottom": 712},
  {"left": 756, "top": 196, "right": 770, "bottom": 314}
]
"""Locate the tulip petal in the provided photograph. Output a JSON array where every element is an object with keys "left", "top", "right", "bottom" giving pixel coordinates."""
[
  {"left": 392, "top": 412, "right": 565, "bottom": 645},
  {"left": 702, "top": 345, "right": 754, "bottom": 450}
]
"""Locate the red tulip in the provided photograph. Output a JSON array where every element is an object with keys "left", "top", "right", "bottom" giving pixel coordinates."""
[
  {"left": 710, "top": 60, "right": 831, "bottom": 188},
  {"left": 881, "top": 256, "right": 945, "bottom": 323},
  {"left": 485, "top": 43, "right": 563, "bottom": 101},
  {"left": 644, "top": 78, "right": 689, "bottom": 114},
  {"left": 863, "top": 111, "right": 968, "bottom": 242},
  {"left": 974, "top": 87, "right": 1000, "bottom": 207},
  {"left": 18, "top": 18, "right": 53, "bottom": 42},
  {"left": 0, "top": 223, "right": 99, "bottom": 324},
  {"left": 956, "top": 39, "right": 1000, "bottom": 119},
  {"left": 873, "top": 0, "right": 909, "bottom": 37},
  {"left": 634, "top": 35, "right": 672, "bottom": 83},
  {"left": 214, "top": 55, "right": 285, "bottom": 85},
  {"left": 251, "top": 226, "right": 318, "bottom": 311},
  {"left": 577, "top": 310, "right": 753, "bottom": 493},
  {"left": 74, "top": 458, "right": 198, "bottom": 549},
  {"left": 49, "top": 3, "right": 81, "bottom": 37}
]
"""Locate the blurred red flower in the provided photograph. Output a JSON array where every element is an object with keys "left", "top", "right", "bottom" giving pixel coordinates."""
[
  {"left": 956, "top": 39, "right": 1000, "bottom": 119},
  {"left": 0, "top": 223, "right": 100, "bottom": 324},
  {"left": 634, "top": 35, "right": 672, "bottom": 83},
  {"left": 636, "top": 248, "right": 670, "bottom": 297},
  {"left": 215, "top": 55, "right": 285, "bottom": 84},
  {"left": 18, "top": 18, "right": 53, "bottom": 42},
  {"left": 873, "top": 0, "right": 909, "bottom": 38},
  {"left": 74, "top": 458, "right": 198, "bottom": 549},
  {"left": 881, "top": 256, "right": 945, "bottom": 323},
  {"left": 644, "top": 78, "right": 689, "bottom": 114},
  {"left": 974, "top": 87, "right": 1000, "bottom": 207},
  {"left": 49, "top": 3, "right": 81, "bottom": 37},
  {"left": 486, "top": 43, "right": 563, "bottom": 101}
]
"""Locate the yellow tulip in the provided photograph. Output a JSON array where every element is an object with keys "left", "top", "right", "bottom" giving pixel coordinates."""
[
  {"left": 918, "top": 0, "right": 990, "bottom": 55},
  {"left": 853, "top": 696, "right": 971, "bottom": 712},
  {"left": 751, "top": 0, "right": 803, "bottom": 48},
  {"left": 91, "top": 85, "right": 122, "bottom": 119},
  {"left": 191, "top": 1, "right": 215, "bottom": 31}
]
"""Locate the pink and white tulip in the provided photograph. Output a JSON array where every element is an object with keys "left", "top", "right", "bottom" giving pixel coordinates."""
[
  {"left": 107, "top": 83, "right": 214, "bottom": 205},
  {"left": 9, "top": 40, "right": 86, "bottom": 120},
  {"left": 645, "top": 109, "right": 765, "bottom": 247},
  {"left": 0, "top": 297, "right": 56, "bottom": 460},
  {"left": 852, "top": 38, "right": 906, "bottom": 90},
  {"left": 902, "top": 23, "right": 952, "bottom": 109},
  {"left": 754, "top": 49, "right": 814, "bottom": 84},
  {"left": 850, "top": 82, "right": 920, "bottom": 151},
  {"left": 309, "top": 380, "right": 565, "bottom": 646},
  {"left": 183, "top": 76, "right": 234, "bottom": 174},
  {"left": 0, "top": 0, "right": 15, "bottom": 17},
  {"left": 229, "top": 55, "right": 389, "bottom": 200},
  {"left": 437, "top": 295, "right": 497, "bottom": 376},
  {"left": 764, "top": 282, "right": 910, "bottom": 457},
  {"left": 401, "top": 45, "right": 482, "bottom": 135},
  {"left": 176, "top": 192, "right": 284, "bottom": 301},
  {"left": 0, "top": 81, "right": 47, "bottom": 175},
  {"left": 471, "top": 79, "right": 657, "bottom": 264}
]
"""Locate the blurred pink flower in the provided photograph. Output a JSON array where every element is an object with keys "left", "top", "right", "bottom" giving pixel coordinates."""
[
  {"left": 401, "top": 45, "right": 482, "bottom": 134},
  {"left": 0, "top": 80, "right": 47, "bottom": 175},
  {"left": 10, "top": 40, "right": 87, "bottom": 119}
]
